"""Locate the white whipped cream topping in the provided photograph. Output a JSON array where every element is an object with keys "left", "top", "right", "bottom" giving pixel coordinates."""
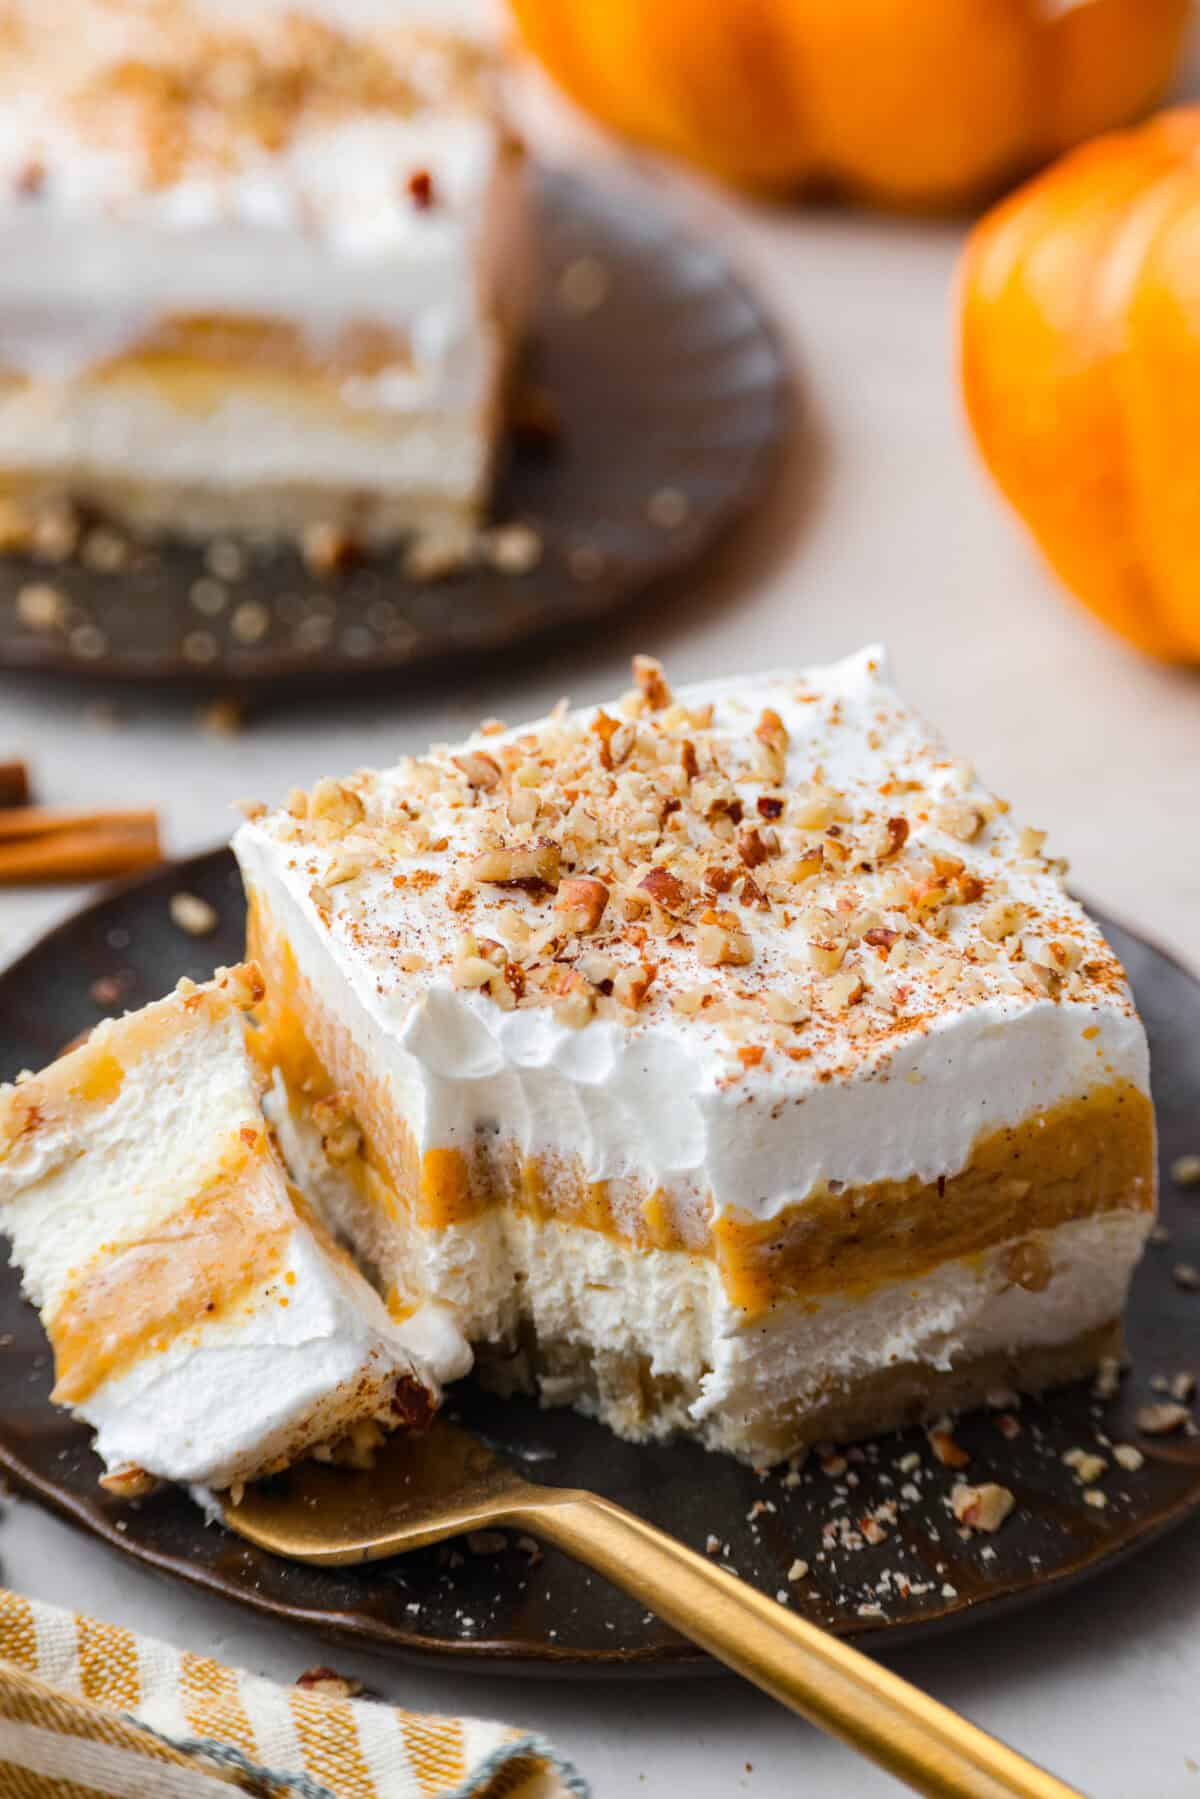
[
  {"left": 0, "top": 4, "right": 526, "bottom": 399},
  {"left": 235, "top": 647, "right": 1150, "bottom": 1226},
  {"left": 0, "top": 983, "right": 467, "bottom": 1488}
]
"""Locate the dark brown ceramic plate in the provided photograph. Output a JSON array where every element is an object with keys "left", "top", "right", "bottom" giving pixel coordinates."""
[
  {"left": 2, "top": 849, "right": 1199, "bottom": 1673},
  {"left": 0, "top": 167, "right": 786, "bottom": 688}
]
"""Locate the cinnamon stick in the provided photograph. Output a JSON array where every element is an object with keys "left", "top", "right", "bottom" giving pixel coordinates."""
[
  {"left": 0, "top": 761, "right": 29, "bottom": 807},
  {"left": 0, "top": 811, "right": 161, "bottom": 883},
  {"left": 0, "top": 806, "right": 157, "bottom": 841}
]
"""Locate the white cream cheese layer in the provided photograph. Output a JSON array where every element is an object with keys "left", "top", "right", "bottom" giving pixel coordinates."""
[
  {"left": 0, "top": 380, "right": 501, "bottom": 497},
  {"left": 0, "top": 980, "right": 468, "bottom": 1489},
  {"left": 235, "top": 646, "right": 1150, "bottom": 1228}
]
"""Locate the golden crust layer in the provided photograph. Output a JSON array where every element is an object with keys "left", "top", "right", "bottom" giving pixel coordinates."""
[
  {"left": 0, "top": 471, "right": 484, "bottom": 551},
  {"left": 480, "top": 1320, "right": 1124, "bottom": 1460}
]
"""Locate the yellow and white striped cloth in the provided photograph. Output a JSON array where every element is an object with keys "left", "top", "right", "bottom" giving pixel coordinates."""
[{"left": 0, "top": 1591, "right": 585, "bottom": 1799}]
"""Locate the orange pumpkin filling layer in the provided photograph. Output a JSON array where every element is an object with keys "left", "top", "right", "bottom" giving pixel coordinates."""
[
  {"left": 0, "top": 312, "right": 415, "bottom": 396},
  {"left": 0, "top": 314, "right": 421, "bottom": 437},
  {"left": 247, "top": 898, "right": 1155, "bottom": 1316}
]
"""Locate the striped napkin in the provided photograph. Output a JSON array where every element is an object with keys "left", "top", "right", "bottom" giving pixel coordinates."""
[{"left": 0, "top": 1590, "right": 587, "bottom": 1799}]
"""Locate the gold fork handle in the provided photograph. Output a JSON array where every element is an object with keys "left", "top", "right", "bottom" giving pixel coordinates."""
[{"left": 515, "top": 1490, "right": 1085, "bottom": 1799}]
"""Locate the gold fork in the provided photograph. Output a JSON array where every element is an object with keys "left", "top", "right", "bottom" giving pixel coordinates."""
[{"left": 223, "top": 1418, "right": 1084, "bottom": 1799}]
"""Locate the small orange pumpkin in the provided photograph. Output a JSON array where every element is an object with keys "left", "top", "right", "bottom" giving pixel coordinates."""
[
  {"left": 961, "top": 107, "right": 1200, "bottom": 662},
  {"left": 509, "top": 0, "right": 1189, "bottom": 210}
]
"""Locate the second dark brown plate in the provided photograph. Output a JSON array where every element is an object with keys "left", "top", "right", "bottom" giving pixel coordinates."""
[
  {"left": 2, "top": 850, "right": 1199, "bottom": 1672},
  {"left": 0, "top": 167, "right": 787, "bottom": 687}
]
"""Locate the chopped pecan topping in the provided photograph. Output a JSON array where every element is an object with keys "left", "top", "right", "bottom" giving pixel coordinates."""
[
  {"left": 639, "top": 866, "right": 689, "bottom": 915},
  {"left": 935, "top": 799, "right": 985, "bottom": 842},
  {"left": 806, "top": 940, "right": 845, "bottom": 976},
  {"left": 738, "top": 828, "right": 769, "bottom": 868},
  {"left": 613, "top": 962, "right": 657, "bottom": 1010},
  {"left": 295, "top": 1667, "right": 364, "bottom": 1699},
  {"left": 825, "top": 969, "right": 866, "bottom": 1010},
  {"left": 755, "top": 707, "right": 788, "bottom": 754},
  {"left": 216, "top": 961, "right": 266, "bottom": 1010},
  {"left": 591, "top": 709, "right": 632, "bottom": 770},
  {"left": 754, "top": 708, "right": 789, "bottom": 780},
  {"left": 391, "top": 1375, "right": 436, "bottom": 1431},
  {"left": 99, "top": 1465, "right": 159, "bottom": 1499},
  {"left": 928, "top": 1428, "right": 969, "bottom": 1469},
  {"left": 502, "top": 961, "right": 526, "bottom": 1003},
  {"left": 764, "top": 991, "right": 809, "bottom": 1025},
  {"left": 880, "top": 816, "right": 909, "bottom": 860},
  {"left": 787, "top": 846, "right": 825, "bottom": 885},
  {"left": 1136, "top": 1402, "right": 1191, "bottom": 1436},
  {"left": 696, "top": 921, "right": 753, "bottom": 967},
  {"left": 470, "top": 841, "right": 561, "bottom": 888},
  {"left": 950, "top": 1483, "right": 1014, "bottom": 1532},
  {"left": 979, "top": 898, "right": 1025, "bottom": 943},
  {"left": 704, "top": 865, "right": 737, "bottom": 894},
  {"left": 632, "top": 654, "right": 671, "bottom": 710},
  {"left": 1063, "top": 1448, "right": 1107, "bottom": 1484},
  {"left": 555, "top": 876, "right": 610, "bottom": 933},
  {"left": 309, "top": 777, "right": 364, "bottom": 830},
  {"left": 453, "top": 752, "right": 502, "bottom": 791},
  {"left": 169, "top": 891, "right": 217, "bottom": 937},
  {"left": 551, "top": 967, "right": 596, "bottom": 1028}
]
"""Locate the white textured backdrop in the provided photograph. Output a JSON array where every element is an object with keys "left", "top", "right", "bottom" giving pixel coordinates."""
[{"left": 2, "top": 18, "right": 1200, "bottom": 1796}]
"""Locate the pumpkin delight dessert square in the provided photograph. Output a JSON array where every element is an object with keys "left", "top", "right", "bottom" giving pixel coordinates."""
[
  {"left": 0, "top": 0, "right": 529, "bottom": 557},
  {"left": 232, "top": 647, "right": 1155, "bottom": 1464}
]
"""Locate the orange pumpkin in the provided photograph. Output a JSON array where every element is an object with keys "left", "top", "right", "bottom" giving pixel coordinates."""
[
  {"left": 509, "top": 0, "right": 1189, "bottom": 209},
  {"left": 961, "top": 107, "right": 1200, "bottom": 662}
]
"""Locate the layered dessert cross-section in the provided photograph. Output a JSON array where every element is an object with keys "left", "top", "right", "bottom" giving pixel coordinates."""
[
  {"left": 236, "top": 647, "right": 1155, "bottom": 1463},
  {"left": 0, "top": 0, "right": 529, "bottom": 552},
  {"left": 0, "top": 963, "right": 468, "bottom": 1494}
]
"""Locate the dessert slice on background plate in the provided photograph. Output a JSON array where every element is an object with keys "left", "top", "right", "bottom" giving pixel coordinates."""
[
  {"left": 236, "top": 646, "right": 1156, "bottom": 1464},
  {"left": 0, "top": 964, "right": 468, "bottom": 1496},
  {"left": 0, "top": 0, "right": 529, "bottom": 557}
]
